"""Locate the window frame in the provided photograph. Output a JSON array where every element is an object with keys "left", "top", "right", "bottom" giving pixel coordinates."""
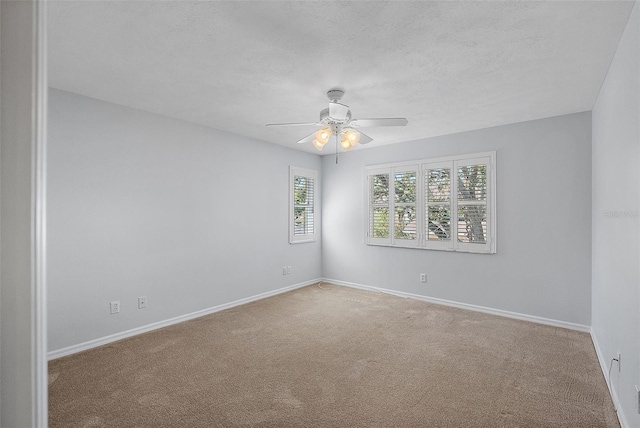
[
  {"left": 289, "top": 166, "right": 318, "bottom": 244},
  {"left": 364, "top": 152, "right": 496, "bottom": 254}
]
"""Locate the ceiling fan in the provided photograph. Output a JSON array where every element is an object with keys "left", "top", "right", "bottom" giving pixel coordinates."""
[{"left": 266, "top": 88, "right": 408, "bottom": 153}]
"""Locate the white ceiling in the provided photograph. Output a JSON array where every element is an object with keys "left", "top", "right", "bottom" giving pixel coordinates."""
[{"left": 48, "top": 1, "right": 635, "bottom": 155}]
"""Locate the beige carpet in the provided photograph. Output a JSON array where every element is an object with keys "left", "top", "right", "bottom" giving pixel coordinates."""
[{"left": 49, "top": 284, "right": 619, "bottom": 427}]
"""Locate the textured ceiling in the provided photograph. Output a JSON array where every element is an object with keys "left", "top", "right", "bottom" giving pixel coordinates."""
[{"left": 48, "top": 1, "right": 635, "bottom": 154}]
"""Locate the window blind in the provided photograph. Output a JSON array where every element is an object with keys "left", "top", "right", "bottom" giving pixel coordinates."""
[
  {"left": 290, "top": 167, "right": 317, "bottom": 244},
  {"left": 293, "top": 175, "right": 314, "bottom": 236}
]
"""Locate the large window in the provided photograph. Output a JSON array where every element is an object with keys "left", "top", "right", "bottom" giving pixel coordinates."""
[
  {"left": 365, "top": 152, "right": 496, "bottom": 253},
  {"left": 290, "top": 166, "right": 317, "bottom": 244}
]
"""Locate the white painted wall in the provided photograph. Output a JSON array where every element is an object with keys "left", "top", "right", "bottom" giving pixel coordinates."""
[
  {"left": 591, "top": 1, "right": 639, "bottom": 426},
  {"left": 47, "top": 89, "right": 322, "bottom": 352},
  {"left": 1, "top": 1, "right": 48, "bottom": 426},
  {"left": 322, "top": 112, "right": 592, "bottom": 327}
]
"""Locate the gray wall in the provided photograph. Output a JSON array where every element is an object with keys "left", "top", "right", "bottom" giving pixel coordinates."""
[
  {"left": 47, "top": 89, "right": 322, "bottom": 352},
  {"left": 591, "top": 1, "right": 639, "bottom": 426},
  {"left": 322, "top": 112, "right": 593, "bottom": 326}
]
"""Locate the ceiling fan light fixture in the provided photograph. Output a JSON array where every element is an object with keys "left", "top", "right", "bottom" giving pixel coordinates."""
[
  {"left": 315, "top": 128, "right": 331, "bottom": 145},
  {"left": 312, "top": 139, "right": 326, "bottom": 151},
  {"left": 343, "top": 129, "right": 360, "bottom": 147},
  {"left": 340, "top": 137, "right": 353, "bottom": 151}
]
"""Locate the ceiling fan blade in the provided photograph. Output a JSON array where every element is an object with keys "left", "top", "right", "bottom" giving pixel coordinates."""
[
  {"left": 295, "top": 131, "right": 317, "bottom": 145},
  {"left": 349, "top": 118, "right": 408, "bottom": 127},
  {"left": 266, "top": 122, "right": 320, "bottom": 127},
  {"left": 358, "top": 131, "right": 373, "bottom": 145},
  {"left": 329, "top": 102, "right": 349, "bottom": 120}
]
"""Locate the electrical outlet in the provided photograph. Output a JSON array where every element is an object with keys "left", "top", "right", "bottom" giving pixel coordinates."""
[
  {"left": 138, "top": 296, "right": 147, "bottom": 309},
  {"left": 109, "top": 301, "right": 120, "bottom": 314},
  {"left": 420, "top": 273, "right": 427, "bottom": 283},
  {"left": 287, "top": 266, "right": 291, "bottom": 274},
  {"left": 282, "top": 267, "right": 287, "bottom": 275}
]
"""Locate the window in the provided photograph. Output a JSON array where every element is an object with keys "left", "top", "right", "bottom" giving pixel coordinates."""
[
  {"left": 290, "top": 167, "right": 317, "bottom": 243},
  {"left": 368, "top": 169, "right": 390, "bottom": 243},
  {"left": 365, "top": 152, "right": 496, "bottom": 253},
  {"left": 367, "top": 166, "right": 421, "bottom": 247},
  {"left": 393, "top": 169, "right": 418, "bottom": 243}
]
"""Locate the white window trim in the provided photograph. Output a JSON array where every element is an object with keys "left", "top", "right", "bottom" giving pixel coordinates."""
[
  {"left": 289, "top": 166, "right": 318, "bottom": 244},
  {"left": 364, "top": 152, "right": 496, "bottom": 254}
]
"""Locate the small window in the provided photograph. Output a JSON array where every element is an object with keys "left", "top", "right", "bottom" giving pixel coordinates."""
[
  {"left": 290, "top": 167, "right": 317, "bottom": 244},
  {"left": 365, "top": 152, "right": 496, "bottom": 254}
]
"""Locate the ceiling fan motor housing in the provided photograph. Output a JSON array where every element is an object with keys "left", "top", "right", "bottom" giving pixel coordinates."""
[{"left": 319, "top": 107, "right": 351, "bottom": 124}]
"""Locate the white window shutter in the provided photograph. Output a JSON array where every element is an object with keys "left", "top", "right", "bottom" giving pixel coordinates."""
[
  {"left": 365, "top": 168, "right": 391, "bottom": 245},
  {"left": 365, "top": 152, "right": 496, "bottom": 254},
  {"left": 290, "top": 167, "right": 317, "bottom": 244}
]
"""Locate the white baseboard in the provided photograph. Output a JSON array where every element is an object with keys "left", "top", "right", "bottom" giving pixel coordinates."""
[
  {"left": 324, "top": 278, "right": 591, "bottom": 333},
  {"left": 51, "top": 276, "right": 623, "bottom": 425},
  {"left": 591, "top": 330, "right": 629, "bottom": 428},
  {"left": 50, "top": 277, "right": 591, "bottom": 358},
  {"left": 48, "top": 279, "right": 321, "bottom": 360}
]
